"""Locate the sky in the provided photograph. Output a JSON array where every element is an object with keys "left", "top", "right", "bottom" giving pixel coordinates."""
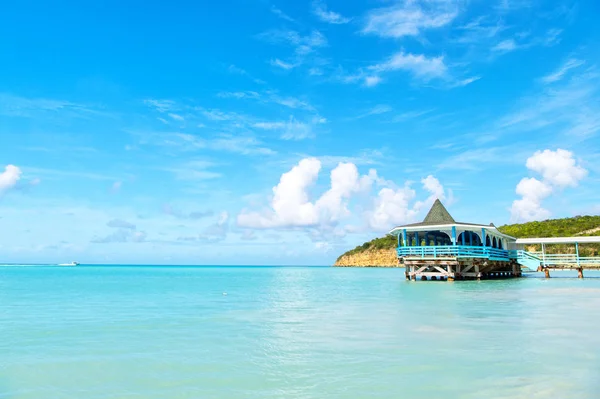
[{"left": 1, "top": 0, "right": 599, "bottom": 265}]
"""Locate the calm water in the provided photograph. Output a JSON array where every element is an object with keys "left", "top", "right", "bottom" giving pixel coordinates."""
[{"left": 1, "top": 266, "right": 599, "bottom": 399}]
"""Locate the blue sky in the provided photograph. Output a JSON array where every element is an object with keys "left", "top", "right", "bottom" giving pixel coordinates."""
[{"left": 1, "top": 0, "right": 599, "bottom": 265}]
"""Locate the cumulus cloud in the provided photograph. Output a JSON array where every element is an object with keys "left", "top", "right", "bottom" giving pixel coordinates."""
[
  {"left": 368, "top": 175, "right": 447, "bottom": 231},
  {"left": 0, "top": 164, "right": 22, "bottom": 195},
  {"left": 525, "top": 149, "right": 588, "bottom": 188},
  {"left": 510, "top": 178, "right": 552, "bottom": 222},
  {"left": 238, "top": 159, "right": 379, "bottom": 228},
  {"left": 511, "top": 149, "right": 587, "bottom": 222},
  {"left": 237, "top": 158, "right": 447, "bottom": 233}
]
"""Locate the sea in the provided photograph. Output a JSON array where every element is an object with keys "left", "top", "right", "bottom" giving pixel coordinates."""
[{"left": 1, "top": 265, "right": 599, "bottom": 399}]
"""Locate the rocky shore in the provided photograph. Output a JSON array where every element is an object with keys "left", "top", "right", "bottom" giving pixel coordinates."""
[{"left": 334, "top": 248, "right": 399, "bottom": 267}]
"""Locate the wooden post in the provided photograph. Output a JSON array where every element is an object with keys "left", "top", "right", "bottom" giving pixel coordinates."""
[
  {"left": 541, "top": 243, "right": 546, "bottom": 267},
  {"left": 544, "top": 267, "right": 550, "bottom": 279},
  {"left": 578, "top": 267, "right": 584, "bottom": 279}
]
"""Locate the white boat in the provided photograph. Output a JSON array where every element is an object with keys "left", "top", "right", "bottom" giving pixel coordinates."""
[{"left": 58, "top": 261, "right": 79, "bottom": 266}]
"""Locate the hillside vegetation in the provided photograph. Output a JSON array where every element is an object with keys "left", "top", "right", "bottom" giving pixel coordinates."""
[
  {"left": 498, "top": 215, "right": 600, "bottom": 238},
  {"left": 335, "top": 215, "right": 600, "bottom": 265}
]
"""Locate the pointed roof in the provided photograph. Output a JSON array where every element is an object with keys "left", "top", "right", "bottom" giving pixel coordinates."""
[
  {"left": 393, "top": 199, "right": 486, "bottom": 229},
  {"left": 422, "top": 199, "right": 455, "bottom": 224},
  {"left": 388, "top": 199, "right": 518, "bottom": 240}
]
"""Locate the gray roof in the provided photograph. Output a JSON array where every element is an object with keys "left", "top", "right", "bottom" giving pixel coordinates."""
[
  {"left": 396, "top": 199, "right": 488, "bottom": 228},
  {"left": 423, "top": 199, "right": 455, "bottom": 224}
]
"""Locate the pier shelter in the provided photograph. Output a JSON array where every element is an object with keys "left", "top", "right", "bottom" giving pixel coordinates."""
[{"left": 389, "top": 200, "right": 520, "bottom": 281}]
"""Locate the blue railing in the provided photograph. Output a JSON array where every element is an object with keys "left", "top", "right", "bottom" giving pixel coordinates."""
[
  {"left": 397, "top": 245, "right": 510, "bottom": 261},
  {"left": 509, "top": 250, "right": 541, "bottom": 270}
]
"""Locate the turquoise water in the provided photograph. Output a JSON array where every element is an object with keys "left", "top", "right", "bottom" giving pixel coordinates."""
[{"left": 1, "top": 266, "right": 599, "bottom": 399}]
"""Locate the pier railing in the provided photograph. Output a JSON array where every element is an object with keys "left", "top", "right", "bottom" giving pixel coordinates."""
[
  {"left": 397, "top": 245, "right": 510, "bottom": 261},
  {"left": 509, "top": 250, "right": 541, "bottom": 270},
  {"left": 526, "top": 252, "right": 600, "bottom": 267}
]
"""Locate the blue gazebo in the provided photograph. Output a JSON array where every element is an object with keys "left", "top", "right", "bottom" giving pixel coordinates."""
[{"left": 388, "top": 200, "right": 520, "bottom": 281}]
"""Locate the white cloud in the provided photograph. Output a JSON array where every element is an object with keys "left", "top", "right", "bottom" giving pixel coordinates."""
[
  {"left": 369, "top": 175, "right": 447, "bottom": 231},
  {"left": 369, "top": 51, "right": 447, "bottom": 81},
  {"left": 315, "top": 163, "right": 375, "bottom": 224},
  {"left": 260, "top": 29, "right": 327, "bottom": 54},
  {"left": 497, "top": 62, "right": 600, "bottom": 139},
  {"left": 0, "top": 165, "right": 22, "bottom": 195},
  {"left": 315, "top": 241, "right": 333, "bottom": 252},
  {"left": 510, "top": 149, "right": 587, "bottom": 222},
  {"left": 281, "top": 116, "right": 315, "bottom": 140},
  {"left": 510, "top": 177, "right": 552, "bottom": 222},
  {"left": 363, "top": 0, "right": 458, "bottom": 38},
  {"left": 454, "top": 17, "right": 505, "bottom": 44},
  {"left": 270, "top": 59, "right": 297, "bottom": 70},
  {"left": 364, "top": 76, "right": 383, "bottom": 87},
  {"left": 269, "top": 94, "right": 315, "bottom": 111},
  {"left": 143, "top": 99, "right": 176, "bottom": 113},
  {"left": 253, "top": 121, "right": 287, "bottom": 130},
  {"left": 253, "top": 115, "right": 325, "bottom": 140},
  {"left": 217, "top": 91, "right": 260, "bottom": 100},
  {"left": 237, "top": 158, "right": 447, "bottom": 233},
  {"left": 168, "top": 113, "right": 184, "bottom": 121},
  {"left": 238, "top": 158, "right": 321, "bottom": 228},
  {"left": 238, "top": 159, "right": 377, "bottom": 229},
  {"left": 450, "top": 76, "right": 481, "bottom": 87},
  {"left": 541, "top": 58, "right": 585, "bottom": 84},
  {"left": 271, "top": 6, "right": 295, "bottom": 22},
  {"left": 309, "top": 68, "right": 324, "bottom": 76},
  {"left": 0, "top": 93, "right": 102, "bottom": 119},
  {"left": 352, "top": 105, "right": 392, "bottom": 120},
  {"left": 226, "top": 65, "right": 265, "bottom": 84},
  {"left": 492, "top": 39, "right": 517, "bottom": 52},
  {"left": 368, "top": 185, "right": 418, "bottom": 231},
  {"left": 217, "top": 90, "right": 315, "bottom": 112},
  {"left": 312, "top": 1, "right": 351, "bottom": 24},
  {"left": 525, "top": 149, "right": 587, "bottom": 188}
]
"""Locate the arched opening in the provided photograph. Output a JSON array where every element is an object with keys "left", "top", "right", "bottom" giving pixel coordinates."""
[
  {"left": 498, "top": 239, "right": 503, "bottom": 249},
  {"left": 457, "top": 231, "right": 482, "bottom": 247},
  {"left": 492, "top": 237, "right": 498, "bottom": 249},
  {"left": 486, "top": 236, "right": 491, "bottom": 247},
  {"left": 423, "top": 231, "right": 452, "bottom": 246}
]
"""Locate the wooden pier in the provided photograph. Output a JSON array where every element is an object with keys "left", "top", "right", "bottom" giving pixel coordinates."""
[{"left": 389, "top": 199, "right": 600, "bottom": 281}]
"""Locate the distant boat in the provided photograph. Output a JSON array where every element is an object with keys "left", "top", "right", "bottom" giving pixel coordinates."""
[{"left": 58, "top": 261, "right": 79, "bottom": 266}]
